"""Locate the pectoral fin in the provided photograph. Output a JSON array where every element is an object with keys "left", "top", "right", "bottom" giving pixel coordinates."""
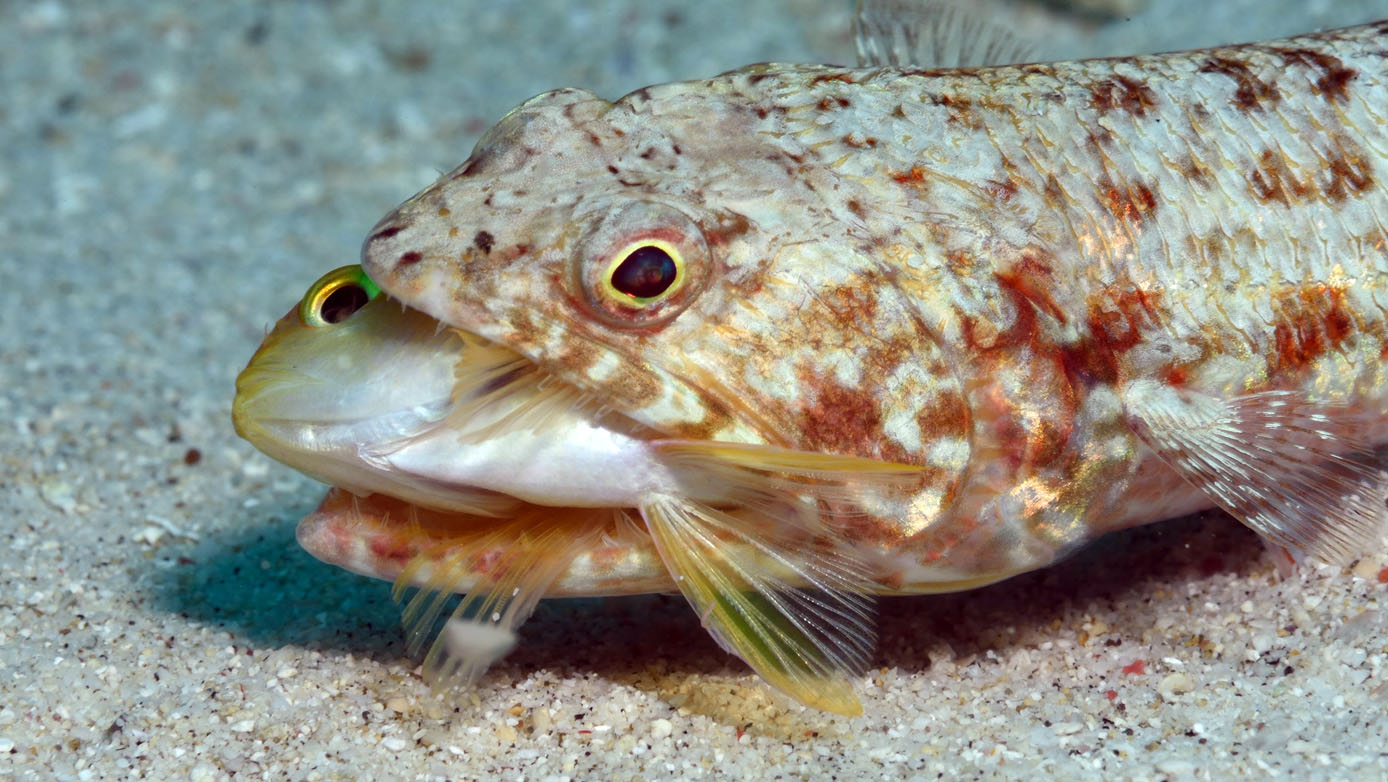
[
  {"left": 1121, "top": 379, "right": 1388, "bottom": 563},
  {"left": 640, "top": 493, "right": 875, "bottom": 716}
]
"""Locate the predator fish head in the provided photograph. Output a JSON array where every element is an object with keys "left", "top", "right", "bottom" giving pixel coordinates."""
[
  {"left": 362, "top": 76, "right": 974, "bottom": 460},
  {"left": 361, "top": 84, "right": 752, "bottom": 438},
  {"left": 241, "top": 72, "right": 967, "bottom": 715}
]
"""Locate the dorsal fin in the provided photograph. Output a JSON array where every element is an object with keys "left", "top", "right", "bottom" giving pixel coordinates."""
[{"left": 854, "top": 0, "right": 1035, "bottom": 68}]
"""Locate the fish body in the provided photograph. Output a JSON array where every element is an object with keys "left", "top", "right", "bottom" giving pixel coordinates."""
[{"left": 236, "top": 13, "right": 1388, "bottom": 713}]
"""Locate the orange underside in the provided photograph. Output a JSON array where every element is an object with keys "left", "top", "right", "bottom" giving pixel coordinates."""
[{"left": 295, "top": 488, "right": 677, "bottom": 596}]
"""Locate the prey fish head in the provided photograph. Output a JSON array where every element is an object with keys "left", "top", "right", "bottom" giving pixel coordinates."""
[{"left": 233, "top": 264, "right": 694, "bottom": 515}]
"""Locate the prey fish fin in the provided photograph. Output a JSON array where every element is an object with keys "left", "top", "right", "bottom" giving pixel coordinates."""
[
  {"left": 654, "top": 439, "right": 923, "bottom": 503},
  {"left": 640, "top": 494, "right": 875, "bottom": 716},
  {"left": 392, "top": 507, "right": 612, "bottom": 692},
  {"left": 854, "top": 0, "right": 1034, "bottom": 69},
  {"left": 445, "top": 330, "right": 598, "bottom": 441},
  {"left": 1120, "top": 379, "right": 1388, "bottom": 564}
]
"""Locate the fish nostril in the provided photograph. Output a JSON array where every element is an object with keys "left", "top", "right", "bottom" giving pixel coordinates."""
[{"left": 368, "top": 223, "right": 407, "bottom": 243}]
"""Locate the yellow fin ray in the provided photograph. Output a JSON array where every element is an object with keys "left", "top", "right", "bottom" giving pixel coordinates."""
[
  {"left": 655, "top": 441, "right": 927, "bottom": 519},
  {"left": 657, "top": 439, "right": 920, "bottom": 477},
  {"left": 641, "top": 493, "right": 875, "bottom": 715},
  {"left": 655, "top": 439, "right": 923, "bottom": 511}
]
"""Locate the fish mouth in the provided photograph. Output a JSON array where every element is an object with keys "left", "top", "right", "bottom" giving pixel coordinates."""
[{"left": 233, "top": 294, "right": 678, "bottom": 594}]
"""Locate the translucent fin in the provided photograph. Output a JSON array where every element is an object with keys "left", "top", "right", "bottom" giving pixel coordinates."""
[
  {"left": 1260, "top": 539, "right": 1301, "bottom": 579},
  {"left": 640, "top": 494, "right": 876, "bottom": 715},
  {"left": 656, "top": 440, "right": 921, "bottom": 478},
  {"left": 854, "top": 0, "right": 1035, "bottom": 69},
  {"left": 392, "top": 506, "right": 613, "bottom": 691},
  {"left": 445, "top": 331, "right": 600, "bottom": 441},
  {"left": 655, "top": 439, "right": 923, "bottom": 509},
  {"left": 1121, "top": 379, "right": 1388, "bottom": 564}
]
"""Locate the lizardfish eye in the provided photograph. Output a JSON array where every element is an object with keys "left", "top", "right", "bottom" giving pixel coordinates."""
[
  {"left": 576, "top": 199, "right": 709, "bottom": 329},
  {"left": 298, "top": 265, "right": 382, "bottom": 326},
  {"left": 604, "top": 241, "right": 684, "bottom": 303}
]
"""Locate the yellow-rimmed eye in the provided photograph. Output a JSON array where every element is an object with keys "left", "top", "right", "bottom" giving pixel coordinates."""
[
  {"left": 298, "top": 265, "right": 382, "bottom": 327},
  {"left": 577, "top": 200, "right": 708, "bottom": 329},
  {"left": 601, "top": 240, "right": 684, "bottom": 305}
]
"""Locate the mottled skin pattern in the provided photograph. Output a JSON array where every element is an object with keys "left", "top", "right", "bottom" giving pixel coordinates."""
[{"left": 359, "top": 23, "right": 1388, "bottom": 593}]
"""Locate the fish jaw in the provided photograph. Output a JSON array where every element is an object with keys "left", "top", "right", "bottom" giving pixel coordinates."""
[{"left": 295, "top": 488, "right": 676, "bottom": 596}]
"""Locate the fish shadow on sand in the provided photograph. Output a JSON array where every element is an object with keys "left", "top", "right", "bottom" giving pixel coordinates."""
[
  {"left": 496, "top": 509, "right": 1274, "bottom": 732},
  {"left": 150, "top": 501, "right": 1273, "bottom": 731},
  {"left": 147, "top": 497, "right": 407, "bottom": 663}
]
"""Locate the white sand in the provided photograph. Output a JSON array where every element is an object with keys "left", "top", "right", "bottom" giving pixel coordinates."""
[{"left": 4, "top": 1, "right": 1386, "bottom": 779}]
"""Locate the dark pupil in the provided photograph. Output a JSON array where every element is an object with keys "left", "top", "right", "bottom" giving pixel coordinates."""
[
  {"left": 319, "top": 283, "right": 369, "bottom": 323},
  {"left": 611, "top": 245, "right": 677, "bottom": 299}
]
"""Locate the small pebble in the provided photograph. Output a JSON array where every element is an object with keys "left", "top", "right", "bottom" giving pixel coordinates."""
[
  {"left": 1352, "top": 558, "right": 1381, "bottom": 580},
  {"left": 650, "top": 718, "right": 674, "bottom": 739},
  {"left": 40, "top": 480, "right": 77, "bottom": 513},
  {"left": 1158, "top": 673, "right": 1194, "bottom": 699}
]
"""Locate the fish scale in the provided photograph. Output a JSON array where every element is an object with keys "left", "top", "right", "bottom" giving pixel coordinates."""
[
  {"left": 366, "top": 20, "right": 1388, "bottom": 573},
  {"left": 237, "top": 8, "right": 1388, "bottom": 714}
]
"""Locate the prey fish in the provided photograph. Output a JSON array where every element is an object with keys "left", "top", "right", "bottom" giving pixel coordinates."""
[{"left": 234, "top": 4, "right": 1388, "bottom": 715}]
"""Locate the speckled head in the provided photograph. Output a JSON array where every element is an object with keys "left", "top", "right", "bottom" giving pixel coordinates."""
[
  {"left": 364, "top": 85, "right": 719, "bottom": 435},
  {"left": 361, "top": 66, "right": 978, "bottom": 477}
]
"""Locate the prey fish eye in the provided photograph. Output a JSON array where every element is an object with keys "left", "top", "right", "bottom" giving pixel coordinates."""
[
  {"left": 298, "top": 265, "right": 382, "bottom": 326},
  {"left": 604, "top": 241, "right": 683, "bottom": 303}
]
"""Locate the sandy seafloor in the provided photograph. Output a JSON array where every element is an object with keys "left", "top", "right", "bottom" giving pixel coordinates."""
[{"left": 5, "top": 0, "right": 1388, "bottom": 779}]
